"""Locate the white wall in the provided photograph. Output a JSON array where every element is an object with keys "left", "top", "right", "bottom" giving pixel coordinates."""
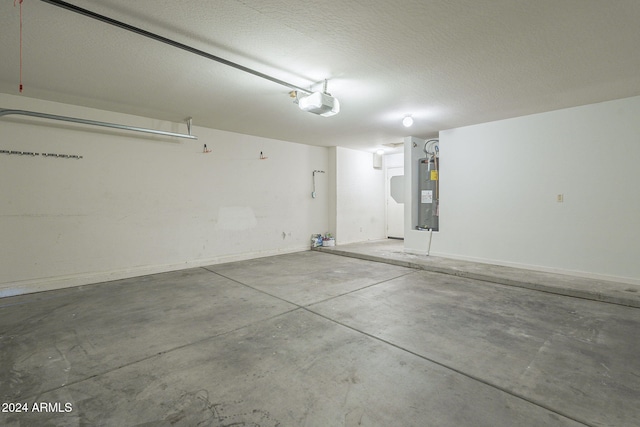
[
  {"left": 405, "top": 96, "right": 640, "bottom": 285},
  {"left": 385, "top": 152, "right": 404, "bottom": 169},
  {"left": 328, "top": 147, "right": 337, "bottom": 239},
  {"left": 0, "top": 94, "right": 330, "bottom": 296},
  {"left": 334, "top": 146, "right": 386, "bottom": 244}
]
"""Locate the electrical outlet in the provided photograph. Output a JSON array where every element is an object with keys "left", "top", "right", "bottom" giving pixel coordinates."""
[{"left": 557, "top": 194, "right": 564, "bottom": 203}]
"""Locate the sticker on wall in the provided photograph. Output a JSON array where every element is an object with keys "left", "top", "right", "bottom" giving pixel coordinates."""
[
  {"left": 421, "top": 190, "right": 433, "bottom": 204},
  {"left": 1, "top": 149, "right": 83, "bottom": 159}
]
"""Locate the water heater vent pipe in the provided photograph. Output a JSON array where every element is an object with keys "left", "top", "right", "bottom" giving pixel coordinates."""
[{"left": 423, "top": 139, "right": 439, "bottom": 156}]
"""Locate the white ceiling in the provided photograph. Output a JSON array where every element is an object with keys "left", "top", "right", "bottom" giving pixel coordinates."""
[{"left": 1, "top": 0, "right": 640, "bottom": 152}]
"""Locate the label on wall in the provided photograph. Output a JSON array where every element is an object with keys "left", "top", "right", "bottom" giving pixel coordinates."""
[{"left": 421, "top": 190, "right": 433, "bottom": 204}]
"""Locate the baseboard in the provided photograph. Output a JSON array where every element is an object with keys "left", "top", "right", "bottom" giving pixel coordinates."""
[{"left": 0, "top": 246, "right": 309, "bottom": 298}]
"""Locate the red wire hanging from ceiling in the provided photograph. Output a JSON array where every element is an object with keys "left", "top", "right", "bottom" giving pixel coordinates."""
[{"left": 14, "top": 0, "right": 24, "bottom": 93}]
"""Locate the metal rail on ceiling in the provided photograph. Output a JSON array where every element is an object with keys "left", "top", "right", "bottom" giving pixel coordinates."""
[
  {"left": 0, "top": 108, "right": 198, "bottom": 140},
  {"left": 38, "top": 0, "right": 313, "bottom": 95}
]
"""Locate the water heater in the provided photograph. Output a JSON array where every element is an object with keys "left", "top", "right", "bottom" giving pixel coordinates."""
[{"left": 417, "top": 156, "right": 439, "bottom": 231}]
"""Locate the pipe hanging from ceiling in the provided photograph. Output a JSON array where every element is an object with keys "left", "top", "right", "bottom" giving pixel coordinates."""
[
  {"left": 38, "top": 0, "right": 313, "bottom": 95},
  {"left": 0, "top": 108, "right": 198, "bottom": 140}
]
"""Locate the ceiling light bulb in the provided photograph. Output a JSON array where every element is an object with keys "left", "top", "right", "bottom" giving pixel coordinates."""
[
  {"left": 376, "top": 149, "right": 384, "bottom": 155},
  {"left": 402, "top": 116, "right": 414, "bottom": 127}
]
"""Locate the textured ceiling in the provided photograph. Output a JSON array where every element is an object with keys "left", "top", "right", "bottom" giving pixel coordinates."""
[{"left": 1, "top": 0, "right": 640, "bottom": 152}]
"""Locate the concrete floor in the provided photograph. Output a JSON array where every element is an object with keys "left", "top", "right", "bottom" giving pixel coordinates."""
[{"left": 1, "top": 247, "right": 639, "bottom": 426}]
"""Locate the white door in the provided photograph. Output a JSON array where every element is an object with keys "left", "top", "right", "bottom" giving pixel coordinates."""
[{"left": 386, "top": 167, "right": 404, "bottom": 238}]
